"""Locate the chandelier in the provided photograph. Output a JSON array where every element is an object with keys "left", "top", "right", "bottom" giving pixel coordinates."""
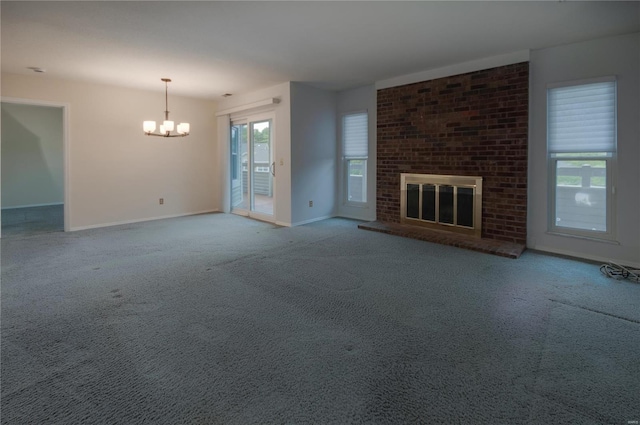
[{"left": 143, "top": 78, "right": 190, "bottom": 137}]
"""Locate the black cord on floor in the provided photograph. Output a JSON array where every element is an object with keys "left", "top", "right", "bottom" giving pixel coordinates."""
[{"left": 600, "top": 262, "right": 640, "bottom": 282}]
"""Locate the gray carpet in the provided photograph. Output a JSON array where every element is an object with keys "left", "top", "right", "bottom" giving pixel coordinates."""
[
  {"left": 1, "top": 204, "right": 64, "bottom": 237},
  {"left": 1, "top": 213, "right": 638, "bottom": 424}
]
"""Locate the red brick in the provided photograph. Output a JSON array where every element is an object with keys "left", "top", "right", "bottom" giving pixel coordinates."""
[{"left": 376, "top": 62, "right": 528, "bottom": 245}]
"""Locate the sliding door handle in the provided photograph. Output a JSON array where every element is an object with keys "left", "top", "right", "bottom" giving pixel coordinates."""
[{"left": 270, "top": 161, "right": 276, "bottom": 177}]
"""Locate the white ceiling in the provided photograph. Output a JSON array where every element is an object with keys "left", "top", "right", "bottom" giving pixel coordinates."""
[{"left": 2, "top": 1, "right": 638, "bottom": 99}]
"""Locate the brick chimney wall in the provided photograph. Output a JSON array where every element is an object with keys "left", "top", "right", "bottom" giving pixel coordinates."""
[{"left": 376, "top": 62, "right": 529, "bottom": 244}]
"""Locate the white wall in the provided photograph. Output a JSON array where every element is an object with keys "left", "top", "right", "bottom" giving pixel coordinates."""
[
  {"left": 1, "top": 73, "right": 218, "bottom": 230},
  {"left": 1, "top": 103, "right": 64, "bottom": 208},
  {"left": 217, "top": 82, "right": 292, "bottom": 226},
  {"left": 290, "top": 82, "right": 337, "bottom": 225},
  {"left": 528, "top": 33, "right": 640, "bottom": 266},
  {"left": 376, "top": 50, "right": 530, "bottom": 91},
  {"left": 336, "top": 85, "right": 377, "bottom": 222}
]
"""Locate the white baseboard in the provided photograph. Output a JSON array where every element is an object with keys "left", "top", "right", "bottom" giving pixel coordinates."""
[
  {"left": 1, "top": 202, "right": 64, "bottom": 210},
  {"left": 291, "top": 214, "right": 335, "bottom": 227},
  {"left": 69, "top": 209, "right": 219, "bottom": 232},
  {"left": 530, "top": 244, "right": 640, "bottom": 269},
  {"left": 275, "top": 221, "right": 292, "bottom": 227}
]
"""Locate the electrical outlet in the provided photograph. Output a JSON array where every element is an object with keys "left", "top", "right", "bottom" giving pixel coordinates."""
[
  {"left": 159, "top": 198, "right": 164, "bottom": 205},
  {"left": 309, "top": 200, "right": 313, "bottom": 207}
]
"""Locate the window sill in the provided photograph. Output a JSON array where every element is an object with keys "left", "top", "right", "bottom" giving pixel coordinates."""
[
  {"left": 344, "top": 202, "right": 369, "bottom": 209},
  {"left": 545, "top": 231, "right": 620, "bottom": 245}
]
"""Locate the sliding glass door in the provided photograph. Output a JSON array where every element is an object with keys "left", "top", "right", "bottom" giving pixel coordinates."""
[{"left": 230, "top": 113, "right": 274, "bottom": 220}]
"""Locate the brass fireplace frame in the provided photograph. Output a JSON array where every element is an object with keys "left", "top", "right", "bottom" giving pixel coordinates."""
[{"left": 400, "top": 173, "right": 483, "bottom": 238}]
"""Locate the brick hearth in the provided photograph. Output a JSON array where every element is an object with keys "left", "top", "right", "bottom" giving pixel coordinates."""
[{"left": 358, "top": 221, "right": 525, "bottom": 259}]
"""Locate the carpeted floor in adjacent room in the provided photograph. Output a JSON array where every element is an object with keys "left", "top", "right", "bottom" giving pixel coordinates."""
[{"left": 1, "top": 213, "right": 638, "bottom": 424}]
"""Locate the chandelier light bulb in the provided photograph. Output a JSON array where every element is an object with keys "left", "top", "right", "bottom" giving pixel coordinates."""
[
  {"left": 163, "top": 120, "right": 175, "bottom": 132},
  {"left": 143, "top": 121, "right": 156, "bottom": 133},
  {"left": 177, "top": 123, "right": 190, "bottom": 135}
]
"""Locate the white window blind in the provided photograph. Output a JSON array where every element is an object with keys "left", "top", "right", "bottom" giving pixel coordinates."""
[
  {"left": 343, "top": 112, "right": 368, "bottom": 157},
  {"left": 548, "top": 81, "right": 616, "bottom": 153}
]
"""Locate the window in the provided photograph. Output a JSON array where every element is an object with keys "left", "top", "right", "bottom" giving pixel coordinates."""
[
  {"left": 343, "top": 112, "right": 368, "bottom": 204},
  {"left": 547, "top": 79, "right": 616, "bottom": 239}
]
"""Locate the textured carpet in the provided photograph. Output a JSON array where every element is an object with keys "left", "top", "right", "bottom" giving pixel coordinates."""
[
  {"left": 1, "top": 204, "right": 64, "bottom": 238},
  {"left": 1, "top": 213, "right": 638, "bottom": 424}
]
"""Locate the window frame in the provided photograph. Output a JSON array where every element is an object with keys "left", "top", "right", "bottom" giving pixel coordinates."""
[
  {"left": 341, "top": 111, "right": 369, "bottom": 206},
  {"left": 546, "top": 77, "right": 617, "bottom": 241}
]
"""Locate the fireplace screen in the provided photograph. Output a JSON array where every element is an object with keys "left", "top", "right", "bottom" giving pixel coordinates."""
[{"left": 401, "top": 174, "right": 482, "bottom": 237}]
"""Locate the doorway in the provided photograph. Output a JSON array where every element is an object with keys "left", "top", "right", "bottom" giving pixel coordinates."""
[
  {"left": 1, "top": 99, "right": 68, "bottom": 237},
  {"left": 230, "top": 113, "right": 275, "bottom": 222}
]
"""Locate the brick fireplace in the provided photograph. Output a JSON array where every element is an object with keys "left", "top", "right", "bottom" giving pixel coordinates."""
[{"left": 376, "top": 62, "right": 528, "bottom": 247}]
